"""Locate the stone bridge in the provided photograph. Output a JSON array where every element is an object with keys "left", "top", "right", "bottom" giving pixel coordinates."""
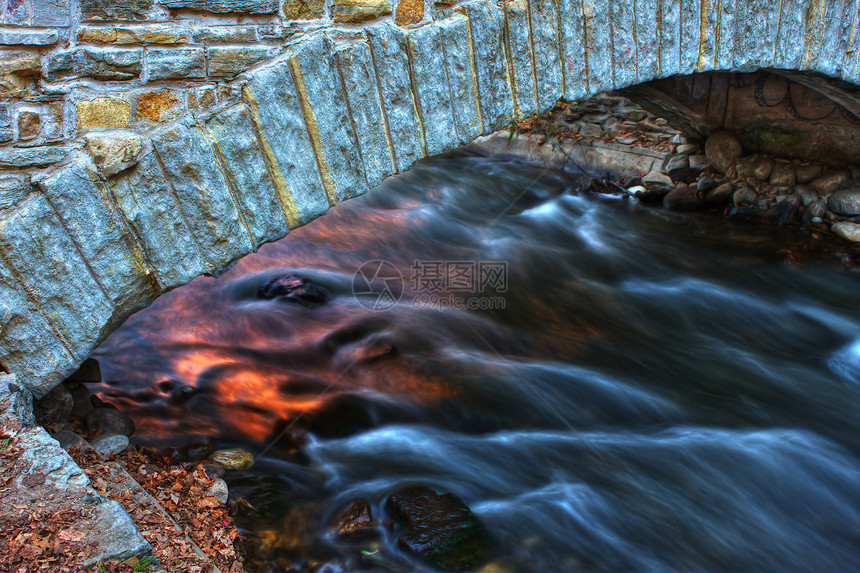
[{"left": 0, "top": 0, "right": 859, "bottom": 396}]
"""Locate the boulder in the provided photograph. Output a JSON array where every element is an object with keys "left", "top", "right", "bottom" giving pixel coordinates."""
[
  {"left": 809, "top": 171, "right": 849, "bottom": 195},
  {"left": 52, "top": 429, "right": 89, "bottom": 451},
  {"left": 386, "top": 486, "right": 492, "bottom": 571},
  {"left": 795, "top": 185, "right": 820, "bottom": 207},
  {"left": 832, "top": 221, "right": 860, "bottom": 242},
  {"left": 827, "top": 190, "right": 860, "bottom": 216},
  {"left": 769, "top": 162, "right": 796, "bottom": 187},
  {"left": 91, "top": 434, "right": 129, "bottom": 457},
  {"left": 796, "top": 163, "right": 822, "bottom": 184},
  {"left": 69, "top": 383, "right": 93, "bottom": 419},
  {"left": 753, "top": 157, "right": 774, "bottom": 181},
  {"left": 209, "top": 448, "right": 254, "bottom": 470},
  {"left": 664, "top": 155, "right": 690, "bottom": 182},
  {"left": 705, "top": 182, "right": 735, "bottom": 205},
  {"left": 732, "top": 187, "right": 757, "bottom": 206},
  {"left": 663, "top": 183, "right": 703, "bottom": 210},
  {"left": 641, "top": 171, "right": 674, "bottom": 193},
  {"left": 85, "top": 407, "right": 135, "bottom": 437},
  {"left": 704, "top": 130, "right": 743, "bottom": 174}
]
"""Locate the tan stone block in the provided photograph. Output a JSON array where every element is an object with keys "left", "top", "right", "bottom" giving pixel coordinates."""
[
  {"left": 0, "top": 74, "right": 30, "bottom": 98},
  {"left": 77, "top": 97, "right": 131, "bottom": 129},
  {"left": 331, "top": 0, "right": 392, "bottom": 23},
  {"left": 395, "top": 0, "right": 423, "bottom": 25},
  {"left": 207, "top": 46, "right": 274, "bottom": 78},
  {"left": 84, "top": 132, "right": 143, "bottom": 176},
  {"left": 17, "top": 111, "right": 40, "bottom": 140},
  {"left": 79, "top": 25, "right": 187, "bottom": 44},
  {"left": 136, "top": 90, "right": 180, "bottom": 123},
  {"left": 282, "top": 0, "right": 324, "bottom": 19},
  {"left": 0, "top": 52, "right": 41, "bottom": 75}
]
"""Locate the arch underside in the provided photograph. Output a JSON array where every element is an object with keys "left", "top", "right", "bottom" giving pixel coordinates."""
[{"left": 2, "top": 0, "right": 860, "bottom": 396}]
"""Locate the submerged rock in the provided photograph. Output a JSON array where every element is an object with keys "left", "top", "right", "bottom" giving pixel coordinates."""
[
  {"left": 209, "top": 448, "right": 254, "bottom": 470},
  {"left": 704, "top": 130, "right": 742, "bottom": 174},
  {"left": 86, "top": 407, "right": 135, "bottom": 436},
  {"left": 386, "top": 486, "right": 492, "bottom": 571},
  {"left": 333, "top": 500, "right": 378, "bottom": 540},
  {"left": 258, "top": 274, "right": 329, "bottom": 307}
]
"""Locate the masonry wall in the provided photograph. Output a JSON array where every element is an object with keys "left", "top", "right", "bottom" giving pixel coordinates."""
[{"left": 0, "top": 0, "right": 858, "bottom": 397}]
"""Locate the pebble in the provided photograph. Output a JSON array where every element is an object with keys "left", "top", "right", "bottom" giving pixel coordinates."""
[
  {"left": 209, "top": 448, "right": 254, "bottom": 470},
  {"left": 769, "top": 162, "right": 796, "bottom": 187},
  {"left": 753, "top": 157, "right": 774, "bottom": 181},
  {"left": 91, "top": 434, "right": 129, "bottom": 457},
  {"left": 642, "top": 171, "right": 674, "bottom": 193},
  {"left": 732, "top": 187, "right": 757, "bottom": 205},
  {"left": 706, "top": 182, "right": 735, "bottom": 205},
  {"left": 207, "top": 478, "right": 229, "bottom": 504}
]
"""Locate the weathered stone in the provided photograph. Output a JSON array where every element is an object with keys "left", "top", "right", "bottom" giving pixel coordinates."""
[
  {"left": 0, "top": 374, "right": 35, "bottom": 426},
  {"left": 332, "top": 0, "right": 392, "bottom": 22},
  {"left": 0, "top": 175, "right": 32, "bottom": 210},
  {"left": 193, "top": 25, "right": 257, "bottom": 43},
  {"left": 333, "top": 500, "right": 377, "bottom": 539},
  {"left": 529, "top": 0, "right": 563, "bottom": 111},
  {"left": 0, "top": 51, "right": 41, "bottom": 75},
  {"left": 69, "top": 384, "right": 94, "bottom": 418},
  {"left": 705, "top": 131, "right": 743, "bottom": 174},
  {"left": 664, "top": 154, "right": 690, "bottom": 182},
  {"left": 0, "top": 30, "right": 59, "bottom": 45},
  {"left": 774, "top": 0, "right": 806, "bottom": 69},
  {"left": 290, "top": 34, "right": 365, "bottom": 203},
  {"left": 734, "top": 0, "right": 779, "bottom": 71},
  {"left": 558, "top": 0, "right": 587, "bottom": 101},
  {"left": 146, "top": 47, "right": 205, "bottom": 80},
  {"left": 831, "top": 221, "right": 860, "bottom": 242},
  {"left": 81, "top": 0, "right": 153, "bottom": 20},
  {"left": 696, "top": 176, "right": 717, "bottom": 193},
  {"left": 333, "top": 38, "right": 396, "bottom": 189},
  {"left": 0, "top": 146, "right": 69, "bottom": 167},
  {"left": 152, "top": 121, "right": 254, "bottom": 273},
  {"left": 160, "top": 0, "right": 278, "bottom": 12},
  {"left": 207, "top": 46, "right": 274, "bottom": 78},
  {"left": 85, "top": 132, "right": 144, "bottom": 176},
  {"left": 796, "top": 163, "right": 823, "bottom": 184},
  {"left": 78, "top": 98, "right": 131, "bottom": 129},
  {"left": 282, "top": 0, "right": 324, "bottom": 19},
  {"left": 436, "top": 15, "right": 483, "bottom": 145},
  {"left": 642, "top": 171, "right": 674, "bottom": 193},
  {"left": 795, "top": 185, "right": 820, "bottom": 207},
  {"left": 92, "top": 434, "right": 130, "bottom": 457},
  {"left": 458, "top": 0, "right": 514, "bottom": 132},
  {"left": 17, "top": 111, "right": 39, "bottom": 140},
  {"left": 609, "top": 0, "right": 636, "bottom": 87},
  {"left": 30, "top": 0, "right": 71, "bottom": 26},
  {"left": 583, "top": 0, "right": 613, "bottom": 93},
  {"left": 34, "top": 384, "right": 73, "bottom": 425},
  {"left": 396, "top": 0, "right": 422, "bottom": 24},
  {"left": 365, "top": 23, "right": 425, "bottom": 173},
  {"left": 38, "top": 159, "right": 153, "bottom": 309},
  {"left": 733, "top": 186, "right": 758, "bottom": 205},
  {"left": 79, "top": 25, "right": 187, "bottom": 44},
  {"left": 47, "top": 48, "right": 143, "bottom": 80},
  {"left": 205, "top": 104, "right": 290, "bottom": 245},
  {"left": 408, "top": 24, "right": 458, "bottom": 157},
  {"left": 809, "top": 171, "right": 850, "bottom": 196},
  {"left": 827, "top": 190, "right": 860, "bottom": 216},
  {"left": 136, "top": 90, "right": 181, "bottom": 123},
  {"left": 52, "top": 429, "right": 89, "bottom": 450},
  {"left": 65, "top": 358, "right": 102, "bottom": 384},
  {"left": 243, "top": 59, "right": 329, "bottom": 224},
  {"left": 110, "top": 152, "right": 207, "bottom": 288},
  {"left": 504, "top": 0, "right": 537, "bottom": 119},
  {"left": 209, "top": 448, "right": 254, "bottom": 470},
  {"left": 753, "top": 157, "right": 774, "bottom": 181},
  {"left": 769, "top": 162, "right": 796, "bottom": 187},
  {"left": 706, "top": 182, "right": 735, "bottom": 205}
]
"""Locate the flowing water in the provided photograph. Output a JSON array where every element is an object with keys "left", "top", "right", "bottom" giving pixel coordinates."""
[{"left": 93, "top": 151, "right": 860, "bottom": 572}]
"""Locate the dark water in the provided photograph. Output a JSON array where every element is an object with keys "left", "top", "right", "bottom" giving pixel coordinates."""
[{"left": 93, "top": 152, "right": 860, "bottom": 572}]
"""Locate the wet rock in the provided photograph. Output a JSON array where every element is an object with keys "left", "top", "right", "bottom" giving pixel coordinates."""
[
  {"left": 180, "top": 437, "right": 215, "bottom": 461},
  {"left": 827, "top": 190, "right": 860, "bottom": 216},
  {"left": 795, "top": 185, "right": 820, "bottom": 207},
  {"left": 761, "top": 195, "right": 799, "bottom": 226},
  {"left": 802, "top": 200, "right": 828, "bottom": 226},
  {"left": 663, "top": 183, "right": 703, "bottom": 211},
  {"left": 200, "top": 463, "right": 226, "bottom": 479},
  {"left": 52, "top": 429, "right": 89, "bottom": 451},
  {"left": 704, "top": 130, "right": 742, "bottom": 174},
  {"left": 386, "top": 486, "right": 492, "bottom": 571},
  {"left": 86, "top": 407, "right": 135, "bottom": 436},
  {"left": 664, "top": 155, "right": 690, "bottom": 182},
  {"left": 333, "top": 500, "right": 378, "bottom": 540},
  {"left": 796, "top": 163, "right": 822, "bottom": 184},
  {"left": 753, "top": 157, "right": 774, "bottom": 181},
  {"left": 705, "top": 182, "right": 734, "bottom": 205},
  {"left": 641, "top": 171, "right": 674, "bottom": 193},
  {"left": 809, "top": 171, "right": 849, "bottom": 195},
  {"left": 91, "top": 434, "right": 129, "bottom": 457},
  {"left": 209, "top": 448, "right": 254, "bottom": 470},
  {"left": 207, "top": 478, "right": 229, "bottom": 504},
  {"left": 34, "top": 384, "right": 73, "bottom": 426},
  {"left": 696, "top": 176, "right": 717, "bottom": 193},
  {"left": 732, "top": 187, "right": 757, "bottom": 206},
  {"left": 726, "top": 206, "right": 758, "bottom": 222},
  {"left": 258, "top": 274, "right": 328, "bottom": 308},
  {"left": 769, "top": 162, "right": 796, "bottom": 187},
  {"left": 832, "top": 221, "right": 860, "bottom": 242}
]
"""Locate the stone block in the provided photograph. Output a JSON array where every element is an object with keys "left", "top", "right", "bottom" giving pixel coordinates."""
[
  {"left": 282, "top": 0, "right": 324, "bottom": 20},
  {"left": 0, "top": 52, "right": 41, "bottom": 75},
  {"left": 557, "top": 0, "right": 586, "bottom": 100},
  {"left": 151, "top": 121, "right": 254, "bottom": 274},
  {"left": 77, "top": 97, "right": 131, "bottom": 129},
  {"left": 207, "top": 46, "right": 276, "bottom": 78},
  {"left": 407, "top": 23, "right": 458, "bottom": 156},
  {"left": 159, "top": 0, "right": 278, "bottom": 13},
  {"left": 733, "top": 0, "right": 778, "bottom": 71},
  {"left": 0, "top": 175, "right": 32, "bottom": 210},
  {"left": 715, "top": 0, "right": 735, "bottom": 70},
  {"left": 79, "top": 25, "right": 188, "bottom": 44},
  {"left": 136, "top": 90, "right": 181, "bottom": 123},
  {"left": 192, "top": 25, "right": 257, "bottom": 43},
  {"left": 437, "top": 15, "right": 482, "bottom": 143},
  {"left": 38, "top": 159, "right": 154, "bottom": 310},
  {"left": 332, "top": 38, "right": 396, "bottom": 188},
  {"left": 583, "top": 0, "right": 612, "bottom": 93},
  {"left": 5, "top": 0, "right": 26, "bottom": 23},
  {"left": 658, "top": 0, "right": 680, "bottom": 76},
  {"left": 30, "top": 0, "right": 71, "bottom": 26},
  {"left": 290, "top": 33, "right": 364, "bottom": 202},
  {"left": 147, "top": 47, "right": 205, "bottom": 80},
  {"left": 81, "top": 0, "right": 153, "bottom": 20},
  {"left": 205, "top": 104, "right": 290, "bottom": 245},
  {"left": 110, "top": 152, "right": 207, "bottom": 289},
  {"left": 0, "top": 147, "right": 69, "bottom": 168},
  {"left": 635, "top": 0, "right": 659, "bottom": 82},
  {"left": 243, "top": 58, "right": 330, "bottom": 223},
  {"left": 17, "top": 111, "right": 39, "bottom": 140},
  {"left": 396, "top": 0, "right": 423, "bottom": 25},
  {"left": 774, "top": 0, "right": 806, "bottom": 69},
  {"left": 679, "top": 0, "right": 698, "bottom": 75},
  {"left": 528, "top": 0, "right": 563, "bottom": 112},
  {"left": 365, "top": 22, "right": 425, "bottom": 172},
  {"left": 0, "top": 194, "right": 115, "bottom": 367},
  {"left": 610, "top": 0, "right": 637, "bottom": 86},
  {"left": 504, "top": 0, "right": 537, "bottom": 119},
  {"left": 46, "top": 48, "right": 143, "bottom": 81},
  {"left": 458, "top": 0, "right": 514, "bottom": 132},
  {"left": 332, "top": 0, "right": 392, "bottom": 23},
  {"left": 85, "top": 132, "right": 144, "bottom": 176},
  {"left": 0, "top": 30, "right": 59, "bottom": 45}
]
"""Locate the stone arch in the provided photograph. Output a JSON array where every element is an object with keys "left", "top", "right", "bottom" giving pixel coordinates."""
[{"left": 1, "top": 0, "right": 859, "bottom": 396}]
